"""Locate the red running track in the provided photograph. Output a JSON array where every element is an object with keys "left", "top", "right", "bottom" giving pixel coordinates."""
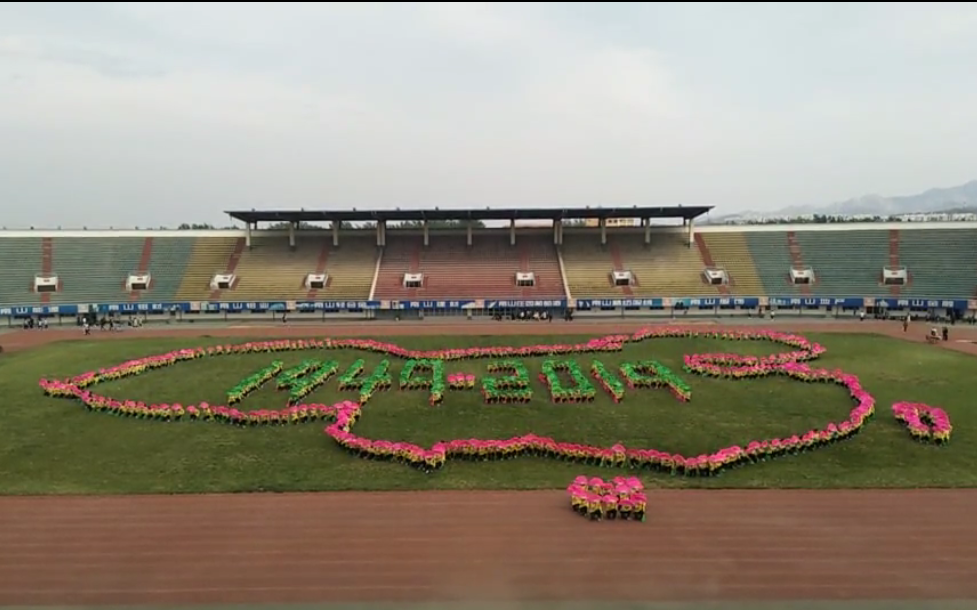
[{"left": 1, "top": 490, "right": 976, "bottom": 605}]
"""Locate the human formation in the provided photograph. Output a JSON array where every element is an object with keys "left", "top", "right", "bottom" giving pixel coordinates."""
[
  {"left": 567, "top": 475, "right": 646, "bottom": 522},
  {"left": 38, "top": 329, "right": 954, "bottom": 483}
]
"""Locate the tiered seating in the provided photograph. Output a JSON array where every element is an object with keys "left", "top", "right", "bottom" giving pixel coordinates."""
[
  {"left": 316, "top": 235, "right": 377, "bottom": 300},
  {"left": 373, "top": 233, "right": 563, "bottom": 300},
  {"left": 231, "top": 236, "right": 322, "bottom": 300},
  {"left": 745, "top": 232, "right": 796, "bottom": 295},
  {"left": 0, "top": 237, "right": 42, "bottom": 305},
  {"left": 223, "top": 234, "right": 377, "bottom": 301},
  {"left": 898, "top": 229, "right": 977, "bottom": 298},
  {"left": 700, "top": 232, "right": 765, "bottom": 296},
  {"left": 626, "top": 233, "right": 715, "bottom": 296},
  {"left": 522, "top": 236, "right": 565, "bottom": 298},
  {"left": 794, "top": 230, "right": 890, "bottom": 296},
  {"left": 561, "top": 232, "right": 715, "bottom": 297},
  {"left": 560, "top": 233, "right": 619, "bottom": 298},
  {"left": 373, "top": 236, "right": 416, "bottom": 299},
  {"left": 144, "top": 237, "right": 195, "bottom": 301},
  {"left": 49, "top": 237, "right": 145, "bottom": 304},
  {"left": 174, "top": 236, "right": 240, "bottom": 301}
]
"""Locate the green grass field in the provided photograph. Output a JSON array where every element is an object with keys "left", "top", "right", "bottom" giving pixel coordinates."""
[{"left": 0, "top": 331, "right": 972, "bottom": 494}]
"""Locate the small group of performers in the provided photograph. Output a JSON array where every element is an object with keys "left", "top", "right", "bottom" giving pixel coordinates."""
[{"left": 567, "top": 475, "right": 646, "bottom": 522}]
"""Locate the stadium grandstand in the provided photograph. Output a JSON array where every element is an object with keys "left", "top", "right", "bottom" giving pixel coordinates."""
[{"left": 1, "top": 205, "right": 976, "bottom": 322}]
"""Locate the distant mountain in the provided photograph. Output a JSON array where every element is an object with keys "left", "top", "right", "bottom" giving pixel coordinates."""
[{"left": 712, "top": 179, "right": 977, "bottom": 223}]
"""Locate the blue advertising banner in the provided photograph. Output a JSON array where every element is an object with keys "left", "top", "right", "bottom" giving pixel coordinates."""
[
  {"left": 768, "top": 297, "right": 864, "bottom": 308},
  {"left": 294, "top": 300, "right": 381, "bottom": 311},
  {"left": 1, "top": 304, "right": 79, "bottom": 316},
  {"left": 97, "top": 302, "right": 184, "bottom": 313},
  {"left": 874, "top": 298, "right": 969, "bottom": 310},
  {"left": 202, "top": 301, "right": 282, "bottom": 313},
  {"left": 1, "top": 302, "right": 187, "bottom": 316},
  {"left": 673, "top": 297, "right": 760, "bottom": 308},
  {"left": 397, "top": 300, "right": 478, "bottom": 310},
  {"left": 0, "top": 296, "right": 971, "bottom": 317},
  {"left": 575, "top": 298, "right": 664, "bottom": 309},
  {"left": 482, "top": 299, "right": 565, "bottom": 309}
]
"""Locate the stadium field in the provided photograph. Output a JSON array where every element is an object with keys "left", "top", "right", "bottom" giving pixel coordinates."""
[{"left": 1, "top": 321, "right": 974, "bottom": 494}]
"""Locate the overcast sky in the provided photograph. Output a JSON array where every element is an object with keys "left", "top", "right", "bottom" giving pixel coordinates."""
[{"left": 2, "top": 2, "right": 977, "bottom": 228}]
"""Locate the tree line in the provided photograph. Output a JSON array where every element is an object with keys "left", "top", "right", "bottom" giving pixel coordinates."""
[
  {"left": 731, "top": 215, "right": 900, "bottom": 225},
  {"left": 720, "top": 214, "right": 956, "bottom": 225}
]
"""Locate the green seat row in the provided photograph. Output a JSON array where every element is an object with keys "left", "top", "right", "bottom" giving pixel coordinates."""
[
  {"left": 898, "top": 229, "right": 977, "bottom": 298},
  {"left": 0, "top": 238, "right": 42, "bottom": 306},
  {"left": 744, "top": 232, "right": 796, "bottom": 295},
  {"left": 48, "top": 237, "right": 146, "bottom": 304},
  {"left": 793, "top": 230, "right": 891, "bottom": 297},
  {"left": 143, "top": 237, "right": 196, "bottom": 301}
]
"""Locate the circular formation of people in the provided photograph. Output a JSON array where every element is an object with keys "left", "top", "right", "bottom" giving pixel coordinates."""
[{"left": 39, "top": 326, "right": 952, "bottom": 523}]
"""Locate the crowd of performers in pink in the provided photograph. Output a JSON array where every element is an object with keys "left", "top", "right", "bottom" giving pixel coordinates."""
[{"left": 568, "top": 475, "right": 647, "bottom": 522}]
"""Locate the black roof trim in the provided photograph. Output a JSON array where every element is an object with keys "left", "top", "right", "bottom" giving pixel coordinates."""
[{"left": 226, "top": 206, "right": 713, "bottom": 224}]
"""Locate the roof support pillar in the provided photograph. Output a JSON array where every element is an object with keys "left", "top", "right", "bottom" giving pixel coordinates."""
[
  {"left": 687, "top": 217, "right": 695, "bottom": 247},
  {"left": 289, "top": 221, "right": 296, "bottom": 250},
  {"left": 510, "top": 219, "right": 516, "bottom": 246},
  {"left": 600, "top": 218, "right": 607, "bottom": 245},
  {"left": 377, "top": 220, "right": 386, "bottom": 247},
  {"left": 423, "top": 219, "right": 429, "bottom": 247},
  {"left": 553, "top": 219, "right": 562, "bottom": 245},
  {"left": 467, "top": 220, "right": 473, "bottom": 247},
  {"left": 644, "top": 218, "right": 651, "bottom": 244},
  {"left": 245, "top": 222, "right": 252, "bottom": 249},
  {"left": 332, "top": 220, "right": 340, "bottom": 247}
]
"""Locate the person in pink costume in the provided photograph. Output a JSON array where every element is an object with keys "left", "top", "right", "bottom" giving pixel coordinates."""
[
  {"left": 601, "top": 493, "right": 619, "bottom": 520},
  {"left": 632, "top": 492, "right": 647, "bottom": 521},
  {"left": 567, "top": 484, "right": 587, "bottom": 514},
  {"left": 587, "top": 491, "right": 603, "bottom": 521},
  {"left": 618, "top": 496, "right": 634, "bottom": 520}
]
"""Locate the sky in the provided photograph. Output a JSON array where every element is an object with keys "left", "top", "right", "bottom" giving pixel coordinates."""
[{"left": 2, "top": 2, "right": 977, "bottom": 229}]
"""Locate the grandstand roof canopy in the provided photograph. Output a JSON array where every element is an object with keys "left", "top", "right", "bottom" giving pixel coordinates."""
[{"left": 225, "top": 205, "right": 713, "bottom": 225}]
